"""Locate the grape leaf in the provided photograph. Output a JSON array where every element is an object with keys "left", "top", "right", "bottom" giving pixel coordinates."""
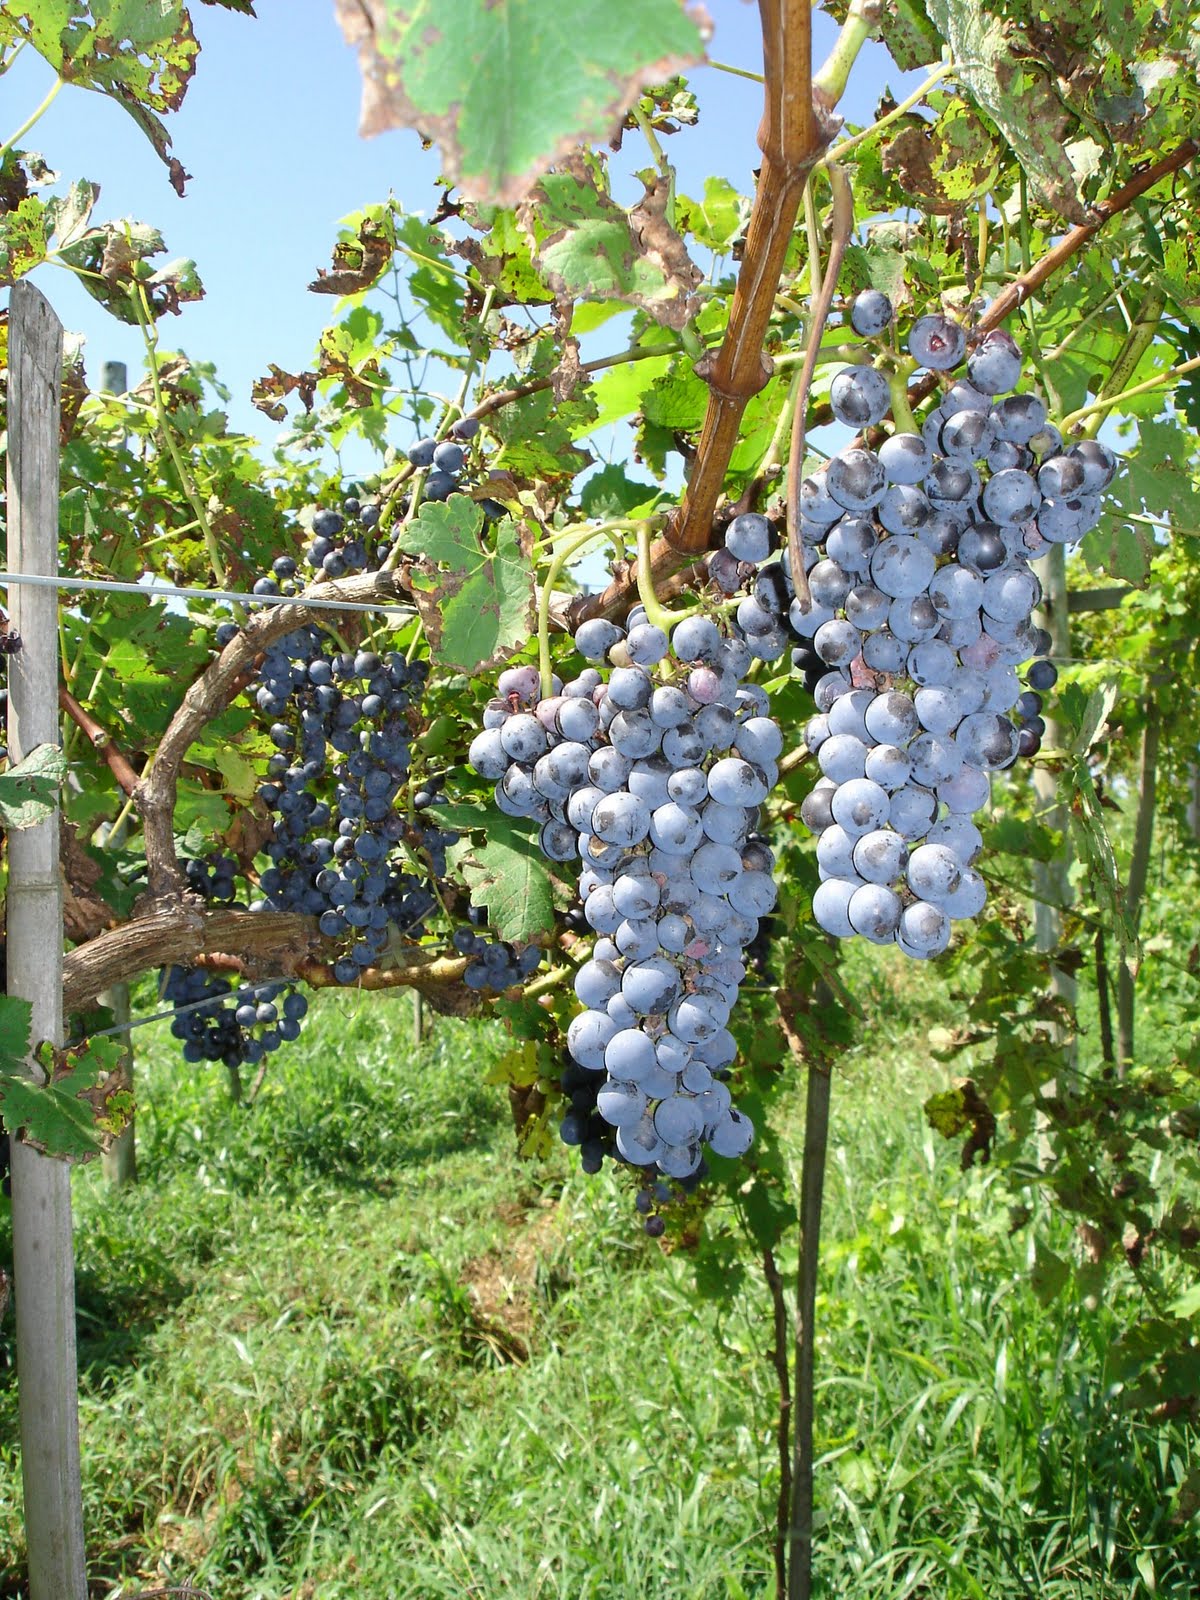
[
  {"left": 334, "top": 0, "right": 709, "bottom": 204},
  {"left": 580, "top": 463, "right": 662, "bottom": 518},
  {"left": 0, "top": 195, "right": 52, "bottom": 285},
  {"left": 518, "top": 156, "right": 700, "bottom": 329},
  {"left": 0, "top": 999, "right": 33, "bottom": 1079},
  {"left": 1, "top": 1, "right": 201, "bottom": 191},
  {"left": 393, "top": 497, "right": 536, "bottom": 672},
  {"left": 0, "top": 1035, "right": 126, "bottom": 1162},
  {"left": 924, "top": 0, "right": 1089, "bottom": 221},
  {"left": 1080, "top": 520, "right": 1153, "bottom": 587},
  {"left": 449, "top": 815, "right": 554, "bottom": 942},
  {"left": 675, "top": 176, "right": 747, "bottom": 253},
  {"left": 0, "top": 743, "right": 66, "bottom": 830}
]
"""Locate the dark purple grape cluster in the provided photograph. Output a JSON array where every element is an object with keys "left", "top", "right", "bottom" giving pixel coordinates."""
[
  {"left": 251, "top": 627, "right": 459, "bottom": 985},
  {"left": 185, "top": 853, "right": 240, "bottom": 903},
  {"left": 470, "top": 614, "right": 777, "bottom": 1180},
  {"left": 163, "top": 965, "right": 308, "bottom": 1069},
  {"left": 452, "top": 925, "right": 543, "bottom": 991},
  {"left": 302, "top": 496, "right": 387, "bottom": 580},
  {"left": 406, "top": 418, "right": 509, "bottom": 521},
  {"left": 785, "top": 294, "right": 1116, "bottom": 956},
  {"left": 0, "top": 630, "right": 22, "bottom": 656}
]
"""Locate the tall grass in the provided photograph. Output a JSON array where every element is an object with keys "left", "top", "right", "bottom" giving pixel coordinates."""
[{"left": 0, "top": 986, "right": 1196, "bottom": 1597}]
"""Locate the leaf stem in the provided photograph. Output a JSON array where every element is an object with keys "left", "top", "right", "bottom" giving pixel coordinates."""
[
  {"left": 705, "top": 58, "right": 765, "bottom": 84},
  {"left": 0, "top": 73, "right": 63, "bottom": 162},
  {"left": 1059, "top": 353, "right": 1200, "bottom": 434},
  {"left": 634, "top": 521, "right": 683, "bottom": 633},
  {"left": 130, "top": 282, "right": 228, "bottom": 590},
  {"left": 817, "top": 60, "right": 953, "bottom": 172}
]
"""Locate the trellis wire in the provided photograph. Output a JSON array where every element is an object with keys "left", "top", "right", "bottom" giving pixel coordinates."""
[{"left": 0, "top": 569, "right": 416, "bottom": 618}]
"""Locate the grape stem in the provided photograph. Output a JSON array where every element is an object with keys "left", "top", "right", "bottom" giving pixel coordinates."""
[
  {"left": 0, "top": 72, "right": 63, "bottom": 161},
  {"left": 786, "top": 163, "right": 855, "bottom": 602},
  {"left": 129, "top": 279, "right": 230, "bottom": 593},
  {"left": 885, "top": 363, "right": 918, "bottom": 435},
  {"left": 634, "top": 521, "right": 685, "bottom": 634},
  {"left": 812, "top": 0, "right": 881, "bottom": 109},
  {"left": 536, "top": 521, "right": 635, "bottom": 696}
]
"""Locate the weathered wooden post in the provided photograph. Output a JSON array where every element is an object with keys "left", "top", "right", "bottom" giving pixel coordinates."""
[{"left": 6, "top": 280, "right": 88, "bottom": 1598}]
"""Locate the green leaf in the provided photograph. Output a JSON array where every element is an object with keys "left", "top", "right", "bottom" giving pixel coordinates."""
[
  {"left": 579, "top": 462, "right": 662, "bottom": 518},
  {"left": 0, "top": 998, "right": 33, "bottom": 1077},
  {"left": 1070, "top": 681, "right": 1119, "bottom": 757},
  {"left": 1030, "top": 1242, "right": 1070, "bottom": 1306},
  {"left": 0, "top": 1036, "right": 124, "bottom": 1161},
  {"left": 519, "top": 156, "right": 699, "bottom": 329},
  {"left": 0, "top": 743, "right": 66, "bottom": 830},
  {"left": 1080, "top": 519, "right": 1153, "bottom": 587},
  {"left": 1068, "top": 755, "right": 1138, "bottom": 964},
  {"left": 674, "top": 175, "right": 748, "bottom": 253},
  {"left": 393, "top": 498, "right": 536, "bottom": 672},
  {"left": 449, "top": 813, "right": 554, "bottom": 942},
  {"left": 337, "top": 0, "right": 708, "bottom": 204},
  {"left": 924, "top": 0, "right": 1089, "bottom": 221}
]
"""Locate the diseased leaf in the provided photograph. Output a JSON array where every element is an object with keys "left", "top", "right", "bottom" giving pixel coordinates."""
[
  {"left": 4, "top": 0, "right": 201, "bottom": 190},
  {"left": 449, "top": 814, "right": 554, "bottom": 941},
  {"left": 309, "top": 215, "right": 392, "bottom": 296},
  {"left": 925, "top": 0, "right": 1089, "bottom": 221},
  {"left": 393, "top": 497, "right": 536, "bottom": 671},
  {"left": 519, "top": 155, "right": 700, "bottom": 329},
  {"left": 335, "top": 0, "right": 709, "bottom": 204},
  {"left": 0, "top": 194, "right": 51, "bottom": 284},
  {"left": 882, "top": 103, "right": 1002, "bottom": 212}
]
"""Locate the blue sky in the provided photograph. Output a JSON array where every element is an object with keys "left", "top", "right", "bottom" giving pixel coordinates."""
[{"left": 6, "top": 1, "right": 921, "bottom": 448}]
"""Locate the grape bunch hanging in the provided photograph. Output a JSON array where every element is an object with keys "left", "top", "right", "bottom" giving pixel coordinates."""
[
  {"left": 470, "top": 620, "right": 778, "bottom": 1180},
  {"left": 787, "top": 296, "right": 1115, "bottom": 956}
]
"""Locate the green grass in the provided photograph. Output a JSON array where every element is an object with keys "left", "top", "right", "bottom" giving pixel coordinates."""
[{"left": 1, "top": 984, "right": 1197, "bottom": 1597}]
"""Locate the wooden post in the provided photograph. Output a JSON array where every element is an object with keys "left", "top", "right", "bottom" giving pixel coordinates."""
[{"left": 5, "top": 281, "right": 89, "bottom": 1600}]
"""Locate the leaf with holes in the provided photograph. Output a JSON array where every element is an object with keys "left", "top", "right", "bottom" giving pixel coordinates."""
[
  {"left": 925, "top": 0, "right": 1088, "bottom": 221},
  {"left": 393, "top": 497, "right": 536, "bottom": 672},
  {"left": 334, "top": 0, "right": 709, "bottom": 204}
]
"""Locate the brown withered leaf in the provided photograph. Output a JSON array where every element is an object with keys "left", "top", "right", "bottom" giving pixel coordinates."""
[
  {"left": 251, "top": 363, "right": 319, "bottom": 421},
  {"left": 309, "top": 217, "right": 392, "bottom": 296}
]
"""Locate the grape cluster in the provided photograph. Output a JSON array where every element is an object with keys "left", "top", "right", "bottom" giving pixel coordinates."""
[
  {"left": 405, "top": 416, "right": 507, "bottom": 521},
  {"left": 303, "top": 496, "right": 387, "bottom": 580},
  {"left": 252, "top": 627, "right": 461, "bottom": 984},
  {"left": 452, "top": 925, "right": 543, "bottom": 991},
  {"left": 470, "top": 615, "right": 778, "bottom": 1178},
  {"left": 184, "top": 853, "right": 240, "bottom": 904},
  {"left": 789, "top": 296, "right": 1116, "bottom": 956},
  {"left": 163, "top": 966, "right": 308, "bottom": 1069}
]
